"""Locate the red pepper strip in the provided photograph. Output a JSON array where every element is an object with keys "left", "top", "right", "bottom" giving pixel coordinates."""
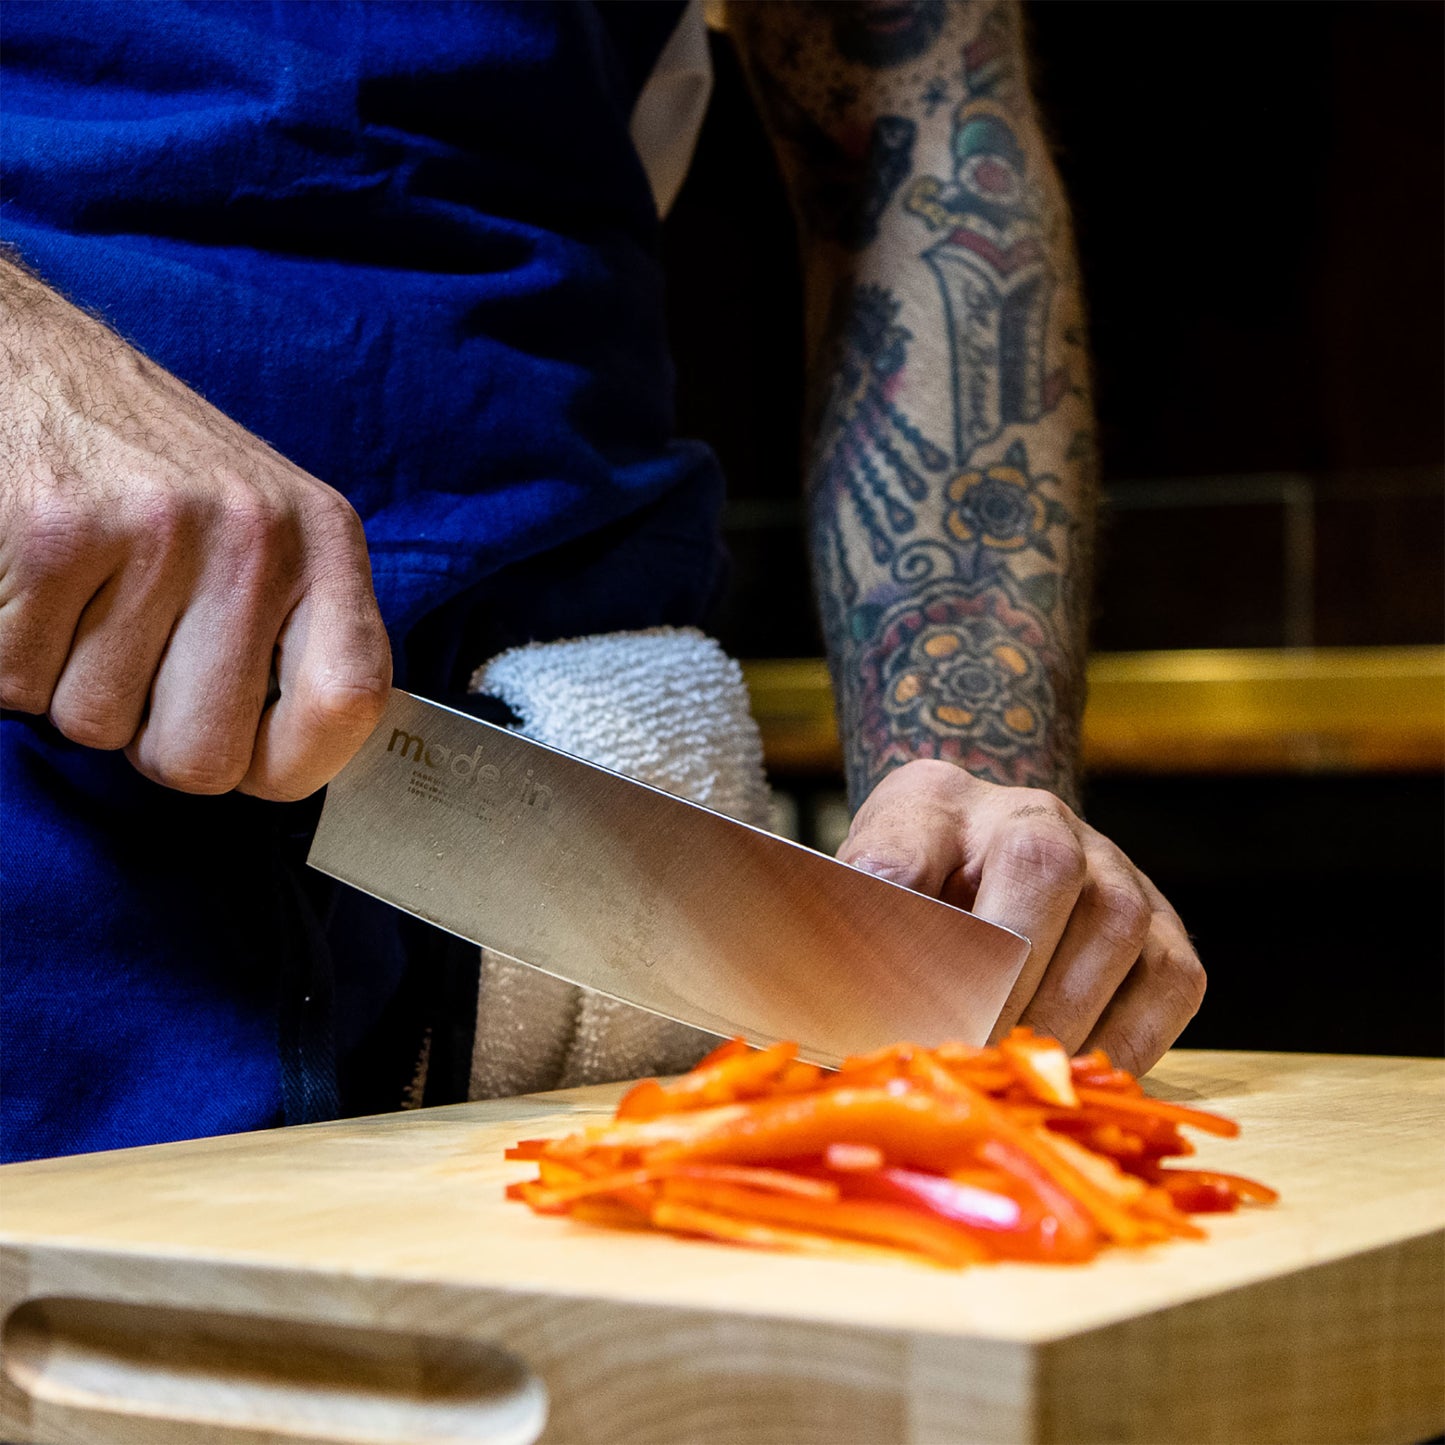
[
  {"left": 828, "top": 1046, "right": 919, "bottom": 1091},
  {"left": 541, "top": 1153, "right": 654, "bottom": 1211},
  {"left": 949, "top": 1065, "right": 1017, "bottom": 1095},
  {"left": 568, "top": 1197, "right": 651, "bottom": 1231},
  {"left": 536, "top": 1158, "right": 591, "bottom": 1189},
  {"left": 1038, "top": 1129, "right": 1148, "bottom": 1206},
  {"left": 1051, "top": 1109, "right": 1191, "bottom": 1160},
  {"left": 774, "top": 1061, "right": 825, "bottom": 1094},
  {"left": 1000, "top": 1030, "right": 1079, "bottom": 1108},
  {"left": 548, "top": 1101, "right": 753, "bottom": 1157},
  {"left": 660, "top": 1179, "right": 989, "bottom": 1267},
  {"left": 521, "top": 1162, "right": 840, "bottom": 1212},
  {"left": 846, "top": 1166, "right": 1023, "bottom": 1233},
  {"left": 1012, "top": 1128, "right": 1167, "bottom": 1245},
  {"left": 1153, "top": 1168, "right": 1279, "bottom": 1208},
  {"left": 607, "top": 1086, "right": 995, "bottom": 1171},
  {"left": 517, "top": 1179, "right": 610, "bottom": 1215},
  {"left": 616, "top": 1038, "right": 751, "bottom": 1116},
  {"left": 651, "top": 1199, "right": 937, "bottom": 1267},
  {"left": 839, "top": 1041, "right": 920, "bottom": 1074},
  {"left": 928, "top": 1048, "right": 1015, "bottom": 1095},
  {"left": 977, "top": 1138, "right": 1100, "bottom": 1262},
  {"left": 1085, "top": 1123, "right": 1147, "bottom": 1160},
  {"left": 504, "top": 1139, "right": 551, "bottom": 1161},
  {"left": 1205, "top": 1170, "right": 1277, "bottom": 1205},
  {"left": 1075, "top": 1087, "right": 1240, "bottom": 1138},
  {"left": 1148, "top": 1174, "right": 1236, "bottom": 1214},
  {"left": 1046, "top": 1118, "right": 1149, "bottom": 1162},
  {"left": 616, "top": 1040, "right": 798, "bottom": 1119},
  {"left": 825, "top": 1142, "right": 885, "bottom": 1172},
  {"left": 614, "top": 1079, "right": 670, "bottom": 1120},
  {"left": 1070, "top": 1051, "right": 1141, "bottom": 1093},
  {"left": 905, "top": 1049, "right": 973, "bottom": 1096},
  {"left": 947, "top": 1166, "right": 1021, "bottom": 1194},
  {"left": 694, "top": 1036, "right": 752, "bottom": 1070},
  {"left": 1130, "top": 1185, "right": 1208, "bottom": 1236},
  {"left": 907, "top": 1086, "right": 1167, "bottom": 1248},
  {"left": 932, "top": 1042, "right": 1001, "bottom": 1065}
]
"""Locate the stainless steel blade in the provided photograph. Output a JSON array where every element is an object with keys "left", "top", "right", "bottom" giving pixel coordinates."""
[{"left": 308, "top": 690, "right": 1030, "bottom": 1066}]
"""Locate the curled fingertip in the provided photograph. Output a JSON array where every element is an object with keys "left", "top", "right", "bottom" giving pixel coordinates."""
[{"left": 843, "top": 852, "right": 922, "bottom": 887}]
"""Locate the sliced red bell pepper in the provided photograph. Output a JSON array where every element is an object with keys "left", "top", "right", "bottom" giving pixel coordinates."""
[
  {"left": 1075, "top": 1086, "right": 1240, "bottom": 1138},
  {"left": 1000, "top": 1028, "right": 1080, "bottom": 1107},
  {"left": 616, "top": 1040, "right": 797, "bottom": 1118},
  {"left": 626, "top": 1085, "right": 996, "bottom": 1171},
  {"left": 650, "top": 1199, "right": 933, "bottom": 1266},
  {"left": 508, "top": 1025, "right": 1273, "bottom": 1269},
  {"left": 976, "top": 1137, "right": 1100, "bottom": 1262},
  {"left": 842, "top": 1166, "right": 1022, "bottom": 1232},
  {"left": 660, "top": 1178, "right": 989, "bottom": 1267},
  {"left": 1150, "top": 1167, "right": 1279, "bottom": 1211},
  {"left": 824, "top": 1142, "right": 885, "bottom": 1172},
  {"left": 521, "top": 1161, "right": 841, "bottom": 1213}
]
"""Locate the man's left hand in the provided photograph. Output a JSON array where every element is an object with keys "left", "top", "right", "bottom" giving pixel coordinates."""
[{"left": 837, "top": 760, "right": 1205, "bottom": 1075}]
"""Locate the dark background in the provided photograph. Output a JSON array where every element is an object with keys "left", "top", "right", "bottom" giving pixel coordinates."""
[{"left": 660, "top": 2, "right": 1444, "bottom": 1058}]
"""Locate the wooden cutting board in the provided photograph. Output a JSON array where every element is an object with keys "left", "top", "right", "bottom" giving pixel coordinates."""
[{"left": 1, "top": 1050, "right": 1441, "bottom": 1445}]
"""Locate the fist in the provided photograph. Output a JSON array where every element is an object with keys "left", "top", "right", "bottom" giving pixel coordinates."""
[
  {"left": 839, "top": 760, "right": 1205, "bottom": 1075},
  {"left": 0, "top": 263, "right": 391, "bottom": 799}
]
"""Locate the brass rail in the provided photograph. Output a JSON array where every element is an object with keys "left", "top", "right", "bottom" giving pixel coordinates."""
[{"left": 742, "top": 647, "right": 1445, "bottom": 775}]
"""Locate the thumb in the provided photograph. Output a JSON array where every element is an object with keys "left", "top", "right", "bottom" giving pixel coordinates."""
[{"left": 836, "top": 760, "right": 971, "bottom": 898}]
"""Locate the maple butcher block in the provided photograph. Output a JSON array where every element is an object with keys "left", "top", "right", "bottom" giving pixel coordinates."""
[{"left": 1, "top": 1050, "right": 1441, "bottom": 1445}]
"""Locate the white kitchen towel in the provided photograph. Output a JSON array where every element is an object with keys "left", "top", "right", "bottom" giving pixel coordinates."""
[{"left": 465, "top": 628, "right": 772, "bottom": 1097}]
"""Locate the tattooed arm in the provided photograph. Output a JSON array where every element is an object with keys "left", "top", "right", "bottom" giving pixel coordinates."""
[{"left": 728, "top": 1, "right": 1203, "bottom": 1073}]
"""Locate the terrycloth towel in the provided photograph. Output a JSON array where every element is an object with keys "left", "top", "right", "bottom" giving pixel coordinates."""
[{"left": 465, "top": 628, "right": 771, "bottom": 1098}]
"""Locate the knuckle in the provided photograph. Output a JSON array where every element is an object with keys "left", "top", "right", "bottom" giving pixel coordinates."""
[
  {"left": 242, "top": 772, "right": 315, "bottom": 805},
  {"left": 1009, "top": 787, "right": 1075, "bottom": 826},
  {"left": 50, "top": 695, "right": 136, "bottom": 750},
  {"left": 1154, "top": 945, "right": 1207, "bottom": 1014},
  {"left": 0, "top": 671, "right": 53, "bottom": 714},
  {"left": 11, "top": 498, "right": 97, "bottom": 581},
  {"left": 226, "top": 513, "right": 301, "bottom": 603},
  {"left": 225, "top": 491, "right": 292, "bottom": 556},
  {"left": 999, "top": 827, "right": 1086, "bottom": 891},
  {"left": 146, "top": 752, "right": 248, "bottom": 795},
  {"left": 0, "top": 619, "right": 56, "bottom": 713},
  {"left": 1088, "top": 879, "right": 1152, "bottom": 951},
  {"left": 307, "top": 488, "right": 370, "bottom": 558},
  {"left": 896, "top": 758, "right": 963, "bottom": 793},
  {"left": 861, "top": 760, "right": 967, "bottom": 825},
  {"left": 303, "top": 668, "right": 390, "bottom": 734},
  {"left": 128, "top": 483, "right": 191, "bottom": 550}
]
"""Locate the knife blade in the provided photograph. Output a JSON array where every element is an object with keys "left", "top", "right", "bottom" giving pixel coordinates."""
[{"left": 308, "top": 689, "right": 1030, "bottom": 1067}]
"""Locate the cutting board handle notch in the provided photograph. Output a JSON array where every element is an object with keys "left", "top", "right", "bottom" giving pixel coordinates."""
[{"left": 3, "top": 1295, "right": 547, "bottom": 1444}]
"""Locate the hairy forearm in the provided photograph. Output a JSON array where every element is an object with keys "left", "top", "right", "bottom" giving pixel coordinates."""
[{"left": 729, "top": 1, "right": 1096, "bottom": 809}]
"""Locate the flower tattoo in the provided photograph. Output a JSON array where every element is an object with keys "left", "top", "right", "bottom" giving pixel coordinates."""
[
  {"left": 946, "top": 463, "right": 1046, "bottom": 551},
  {"left": 856, "top": 577, "right": 1056, "bottom": 783},
  {"left": 944, "top": 439, "right": 1065, "bottom": 566}
]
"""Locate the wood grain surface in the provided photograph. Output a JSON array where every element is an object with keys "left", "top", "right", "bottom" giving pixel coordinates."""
[{"left": 1, "top": 1050, "right": 1441, "bottom": 1445}]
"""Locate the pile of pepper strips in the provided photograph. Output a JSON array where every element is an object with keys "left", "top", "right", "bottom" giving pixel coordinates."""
[{"left": 506, "top": 1028, "right": 1276, "bottom": 1268}]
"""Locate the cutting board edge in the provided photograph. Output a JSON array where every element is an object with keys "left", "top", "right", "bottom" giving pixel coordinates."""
[
  {"left": 5, "top": 1209, "right": 1444, "bottom": 1348},
  {"left": 5, "top": 1229, "right": 1442, "bottom": 1445}
]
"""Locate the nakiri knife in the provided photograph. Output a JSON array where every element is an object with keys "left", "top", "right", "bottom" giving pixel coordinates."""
[{"left": 308, "top": 689, "right": 1031, "bottom": 1067}]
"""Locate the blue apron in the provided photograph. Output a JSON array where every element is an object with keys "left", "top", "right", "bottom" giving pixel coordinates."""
[{"left": 0, "top": 1, "right": 725, "bottom": 1161}]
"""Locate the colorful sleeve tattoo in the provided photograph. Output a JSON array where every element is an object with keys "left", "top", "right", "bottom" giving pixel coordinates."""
[{"left": 730, "top": 1, "right": 1097, "bottom": 809}]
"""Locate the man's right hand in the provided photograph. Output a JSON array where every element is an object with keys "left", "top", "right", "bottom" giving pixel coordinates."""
[{"left": 0, "top": 259, "right": 392, "bottom": 800}]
